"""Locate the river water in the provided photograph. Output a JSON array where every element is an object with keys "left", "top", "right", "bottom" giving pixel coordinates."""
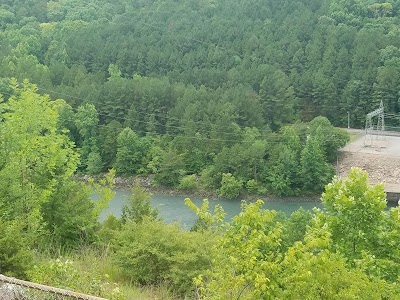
[
  {"left": 99, "top": 189, "right": 326, "bottom": 228},
  {"left": 100, "top": 190, "right": 398, "bottom": 228}
]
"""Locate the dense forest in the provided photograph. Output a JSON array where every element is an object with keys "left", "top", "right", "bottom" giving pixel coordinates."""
[
  {"left": 1, "top": 0, "right": 400, "bottom": 299},
  {"left": 0, "top": 0, "right": 371, "bottom": 196}
]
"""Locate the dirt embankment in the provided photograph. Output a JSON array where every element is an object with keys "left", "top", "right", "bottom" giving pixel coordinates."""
[
  {"left": 338, "top": 132, "right": 400, "bottom": 193},
  {"left": 338, "top": 151, "right": 400, "bottom": 193},
  {"left": 338, "top": 151, "right": 400, "bottom": 184}
]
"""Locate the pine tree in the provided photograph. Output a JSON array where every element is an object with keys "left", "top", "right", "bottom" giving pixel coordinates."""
[{"left": 300, "top": 136, "right": 334, "bottom": 192}]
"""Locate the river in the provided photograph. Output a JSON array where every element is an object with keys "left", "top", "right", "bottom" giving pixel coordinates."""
[
  {"left": 99, "top": 190, "right": 398, "bottom": 228},
  {"left": 99, "top": 189, "right": 326, "bottom": 228}
]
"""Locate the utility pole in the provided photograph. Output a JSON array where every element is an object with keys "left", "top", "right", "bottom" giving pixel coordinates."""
[
  {"left": 336, "top": 155, "right": 339, "bottom": 177},
  {"left": 347, "top": 111, "right": 350, "bottom": 129}
]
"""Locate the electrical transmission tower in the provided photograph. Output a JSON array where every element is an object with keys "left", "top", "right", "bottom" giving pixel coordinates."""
[{"left": 364, "top": 100, "right": 385, "bottom": 147}]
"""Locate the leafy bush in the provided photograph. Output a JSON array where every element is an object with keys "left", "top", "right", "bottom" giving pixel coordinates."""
[
  {"left": 281, "top": 208, "right": 313, "bottom": 250},
  {"left": 0, "top": 220, "right": 34, "bottom": 279},
  {"left": 41, "top": 180, "right": 97, "bottom": 247},
  {"left": 86, "top": 150, "right": 103, "bottom": 174},
  {"left": 153, "top": 149, "right": 185, "bottom": 187},
  {"left": 246, "top": 179, "right": 260, "bottom": 194},
  {"left": 42, "top": 172, "right": 115, "bottom": 247},
  {"left": 121, "top": 183, "right": 157, "bottom": 223},
  {"left": 96, "top": 214, "right": 122, "bottom": 246},
  {"left": 115, "top": 128, "right": 151, "bottom": 176},
  {"left": 113, "top": 218, "right": 214, "bottom": 295},
  {"left": 199, "top": 166, "right": 220, "bottom": 189},
  {"left": 178, "top": 174, "right": 198, "bottom": 191},
  {"left": 28, "top": 257, "right": 125, "bottom": 300},
  {"left": 217, "top": 173, "right": 242, "bottom": 199}
]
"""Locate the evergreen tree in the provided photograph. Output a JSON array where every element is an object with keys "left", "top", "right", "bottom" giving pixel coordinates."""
[
  {"left": 300, "top": 136, "right": 334, "bottom": 192},
  {"left": 74, "top": 103, "right": 102, "bottom": 173},
  {"left": 260, "top": 69, "right": 297, "bottom": 130},
  {"left": 115, "top": 127, "right": 149, "bottom": 176}
]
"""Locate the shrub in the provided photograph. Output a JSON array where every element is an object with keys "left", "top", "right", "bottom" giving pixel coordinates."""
[
  {"left": 86, "top": 151, "right": 103, "bottom": 174},
  {"left": 113, "top": 218, "right": 214, "bottom": 295},
  {"left": 199, "top": 166, "right": 220, "bottom": 189},
  {"left": 217, "top": 173, "right": 242, "bottom": 199},
  {"left": 28, "top": 257, "right": 125, "bottom": 300},
  {"left": 178, "top": 174, "right": 198, "bottom": 191},
  {"left": 121, "top": 183, "right": 157, "bottom": 223},
  {"left": 0, "top": 220, "right": 34, "bottom": 279},
  {"left": 246, "top": 179, "right": 259, "bottom": 194},
  {"left": 153, "top": 149, "right": 186, "bottom": 187},
  {"left": 97, "top": 214, "right": 122, "bottom": 246}
]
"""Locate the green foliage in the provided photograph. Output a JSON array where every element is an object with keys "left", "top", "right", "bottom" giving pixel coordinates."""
[
  {"left": 153, "top": 148, "right": 186, "bottom": 187},
  {"left": 199, "top": 166, "right": 221, "bottom": 190},
  {"left": 300, "top": 136, "right": 334, "bottom": 193},
  {"left": 0, "top": 81, "right": 79, "bottom": 220},
  {"left": 113, "top": 218, "right": 215, "bottom": 295},
  {"left": 86, "top": 150, "right": 103, "bottom": 175},
  {"left": 190, "top": 168, "right": 400, "bottom": 298},
  {"left": 96, "top": 214, "right": 122, "bottom": 246},
  {"left": 217, "top": 173, "right": 242, "bottom": 199},
  {"left": 322, "top": 168, "right": 387, "bottom": 259},
  {"left": 41, "top": 180, "right": 97, "bottom": 247},
  {"left": 211, "top": 127, "right": 268, "bottom": 187},
  {"left": 321, "top": 168, "right": 400, "bottom": 282},
  {"left": 0, "top": 8, "right": 15, "bottom": 29},
  {"left": 4, "top": 1, "right": 400, "bottom": 297},
  {"left": 115, "top": 128, "right": 151, "bottom": 176},
  {"left": 121, "top": 183, "right": 157, "bottom": 224},
  {"left": 268, "top": 145, "right": 301, "bottom": 196},
  {"left": 28, "top": 257, "right": 125, "bottom": 300},
  {"left": 278, "top": 208, "right": 400, "bottom": 299},
  {"left": 184, "top": 198, "right": 226, "bottom": 232},
  {"left": 280, "top": 242, "right": 397, "bottom": 299},
  {"left": 0, "top": 2, "right": 366, "bottom": 196},
  {"left": 0, "top": 220, "right": 34, "bottom": 279},
  {"left": 178, "top": 174, "right": 198, "bottom": 191},
  {"left": 260, "top": 68, "right": 297, "bottom": 130},
  {"left": 281, "top": 207, "right": 313, "bottom": 250},
  {"left": 245, "top": 179, "right": 259, "bottom": 194},
  {"left": 89, "top": 170, "right": 116, "bottom": 219},
  {"left": 195, "top": 200, "right": 285, "bottom": 299},
  {"left": 74, "top": 103, "right": 102, "bottom": 173},
  {"left": 41, "top": 170, "right": 115, "bottom": 247},
  {"left": 56, "top": 102, "right": 79, "bottom": 142},
  {"left": 98, "top": 120, "right": 122, "bottom": 170},
  {"left": 308, "top": 116, "right": 350, "bottom": 163}
]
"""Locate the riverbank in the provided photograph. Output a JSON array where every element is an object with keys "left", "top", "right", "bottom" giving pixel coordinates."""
[{"left": 77, "top": 174, "right": 321, "bottom": 203}]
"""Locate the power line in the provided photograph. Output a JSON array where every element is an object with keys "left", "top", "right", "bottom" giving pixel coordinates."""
[
  {"left": 1, "top": 89, "right": 347, "bottom": 145},
  {"left": 1, "top": 88, "right": 252, "bottom": 137},
  {"left": 1, "top": 3, "right": 375, "bottom": 134},
  {"left": 33, "top": 84, "right": 352, "bottom": 131},
  {"left": 35, "top": 86, "right": 254, "bottom": 129},
  {"left": 0, "top": 6, "right": 369, "bottom": 125}
]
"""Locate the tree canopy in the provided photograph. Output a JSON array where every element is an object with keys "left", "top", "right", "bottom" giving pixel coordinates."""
[{"left": 1, "top": 1, "right": 400, "bottom": 298}]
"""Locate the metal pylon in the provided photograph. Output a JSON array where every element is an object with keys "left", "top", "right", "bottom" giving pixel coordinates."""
[{"left": 364, "top": 100, "right": 385, "bottom": 147}]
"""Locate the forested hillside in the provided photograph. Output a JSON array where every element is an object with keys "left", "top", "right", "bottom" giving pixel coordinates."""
[
  {"left": 6, "top": 0, "right": 393, "bottom": 195},
  {"left": 2, "top": 0, "right": 400, "bottom": 124},
  {"left": 1, "top": 1, "right": 400, "bottom": 299}
]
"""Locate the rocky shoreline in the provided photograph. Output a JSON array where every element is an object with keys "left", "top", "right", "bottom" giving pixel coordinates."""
[
  {"left": 76, "top": 174, "right": 218, "bottom": 199},
  {"left": 76, "top": 175, "right": 321, "bottom": 202}
]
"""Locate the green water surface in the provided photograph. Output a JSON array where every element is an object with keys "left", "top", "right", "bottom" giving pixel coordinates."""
[{"left": 100, "top": 190, "right": 325, "bottom": 228}]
